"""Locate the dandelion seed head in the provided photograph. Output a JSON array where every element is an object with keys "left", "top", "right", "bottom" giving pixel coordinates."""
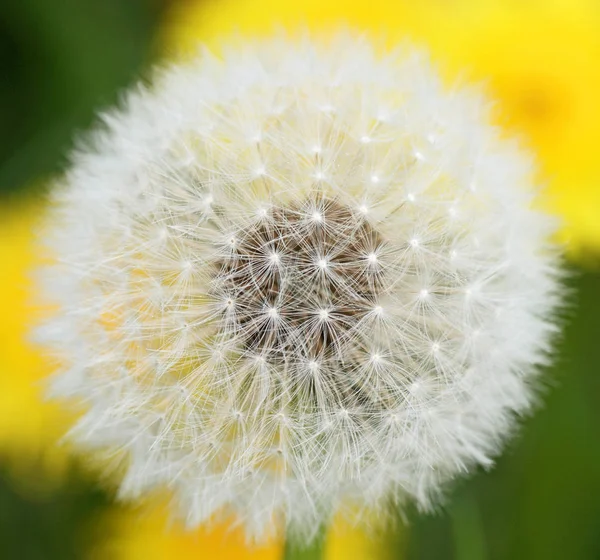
[{"left": 35, "top": 34, "right": 562, "bottom": 543}]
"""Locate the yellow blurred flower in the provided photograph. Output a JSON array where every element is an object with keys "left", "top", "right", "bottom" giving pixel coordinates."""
[
  {"left": 0, "top": 201, "right": 67, "bottom": 460},
  {"left": 0, "top": 199, "right": 282, "bottom": 560},
  {"left": 165, "top": 0, "right": 600, "bottom": 258}
]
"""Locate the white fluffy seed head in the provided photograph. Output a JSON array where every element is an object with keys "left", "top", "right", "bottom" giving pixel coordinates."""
[{"left": 35, "top": 34, "right": 562, "bottom": 543}]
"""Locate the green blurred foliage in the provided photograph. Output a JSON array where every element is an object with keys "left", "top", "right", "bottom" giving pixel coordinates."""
[
  {"left": 0, "top": 0, "right": 164, "bottom": 196},
  {"left": 0, "top": 459, "right": 114, "bottom": 560}
]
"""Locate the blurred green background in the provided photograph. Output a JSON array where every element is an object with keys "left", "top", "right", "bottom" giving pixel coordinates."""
[
  {"left": 1, "top": 1, "right": 599, "bottom": 559},
  {"left": 0, "top": 0, "right": 163, "bottom": 195}
]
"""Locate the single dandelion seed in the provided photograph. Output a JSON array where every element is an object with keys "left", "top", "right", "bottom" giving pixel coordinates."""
[
  {"left": 35, "top": 34, "right": 563, "bottom": 545},
  {"left": 367, "top": 252, "right": 378, "bottom": 265}
]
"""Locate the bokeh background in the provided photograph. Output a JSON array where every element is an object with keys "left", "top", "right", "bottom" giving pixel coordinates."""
[{"left": 1, "top": 1, "right": 599, "bottom": 559}]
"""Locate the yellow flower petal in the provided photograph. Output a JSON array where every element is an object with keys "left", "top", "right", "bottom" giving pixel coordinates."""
[
  {"left": 324, "top": 513, "right": 406, "bottom": 560},
  {"left": 97, "top": 500, "right": 282, "bottom": 560},
  {"left": 0, "top": 200, "right": 68, "bottom": 457}
]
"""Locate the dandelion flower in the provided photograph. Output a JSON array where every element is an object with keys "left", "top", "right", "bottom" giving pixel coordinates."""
[{"left": 36, "top": 35, "right": 562, "bottom": 543}]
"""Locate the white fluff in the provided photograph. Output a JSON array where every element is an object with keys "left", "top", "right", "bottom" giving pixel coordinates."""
[{"left": 35, "top": 35, "right": 562, "bottom": 543}]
